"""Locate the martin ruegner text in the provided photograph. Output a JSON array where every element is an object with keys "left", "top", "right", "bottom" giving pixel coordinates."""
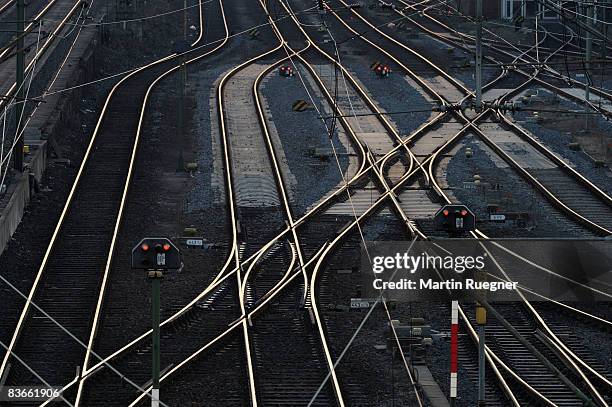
[{"left": 373, "top": 278, "right": 518, "bottom": 292}]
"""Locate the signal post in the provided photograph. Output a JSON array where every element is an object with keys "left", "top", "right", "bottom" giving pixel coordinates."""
[
  {"left": 132, "top": 238, "right": 181, "bottom": 407},
  {"left": 434, "top": 204, "right": 478, "bottom": 405},
  {"left": 475, "top": 270, "right": 487, "bottom": 406}
]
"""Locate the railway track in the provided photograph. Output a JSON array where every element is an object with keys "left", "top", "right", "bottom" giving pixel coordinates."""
[
  {"left": 331, "top": 0, "right": 612, "bottom": 235},
  {"left": 2, "top": 0, "right": 607, "bottom": 404},
  {"left": 0, "top": 0, "right": 232, "bottom": 404},
  {"left": 0, "top": 51, "right": 181, "bottom": 392}
]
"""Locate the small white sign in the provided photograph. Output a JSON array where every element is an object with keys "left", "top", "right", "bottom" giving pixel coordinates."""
[
  {"left": 350, "top": 298, "right": 374, "bottom": 308},
  {"left": 490, "top": 214, "right": 506, "bottom": 221},
  {"left": 156, "top": 253, "right": 166, "bottom": 266},
  {"left": 186, "top": 239, "right": 204, "bottom": 247}
]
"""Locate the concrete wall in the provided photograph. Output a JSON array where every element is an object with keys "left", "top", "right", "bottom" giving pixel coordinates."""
[
  {"left": 0, "top": 174, "right": 30, "bottom": 254},
  {"left": 0, "top": 20, "right": 100, "bottom": 256}
]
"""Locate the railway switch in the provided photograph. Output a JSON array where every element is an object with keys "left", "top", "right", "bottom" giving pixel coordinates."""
[
  {"left": 434, "top": 204, "right": 476, "bottom": 234},
  {"left": 131, "top": 237, "right": 181, "bottom": 270}
]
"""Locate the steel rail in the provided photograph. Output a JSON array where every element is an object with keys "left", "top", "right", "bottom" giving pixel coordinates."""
[
  {"left": 280, "top": 13, "right": 452, "bottom": 405},
  {"left": 302, "top": 114, "right": 552, "bottom": 406},
  {"left": 279, "top": 3, "right": 467, "bottom": 402},
  {"left": 457, "top": 305, "right": 552, "bottom": 406},
  {"left": 24, "top": 2, "right": 226, "bottom": 405},
  {"left": 398, "top": 0, "right": 612, "bottom": 217},
  {"left": 250, "top": 0, "right": 311, "bottom": 305},
  {"left": 55, "top": 105, "right": 444, "bottom": 396},
  {"left": 0, "top": 54, "right": 181, "bottom": 385},
  {"left": 479, "top": 241, "right": 612, "bottom": 396},
  {"left": 124, "top": 19, "right": 441, "bottom": 405},
  {"left": 0, "top": 0, "right": 60, "bottom": 59},
  {"left": 0, "top": 0, "right": 13, "bottom": 16},
  {"left": 233, "top": 17, "right": 313, "bottom": 403},
  {"left": 283, "top": 11, "right": 494, "bottom": 404},
  {"left": 423, "top": 0, "right": 612, "bottom": 112},
  {"left": 270, "top": 3, "right": 437, "bottom": 402},
  {"left": 126, "top": 243, "right": 332, "bottom": 406},
  {"left": 128, "top": 3, "right": 612, "bottom": 404},
  {"left": 71, "top": 1, "right": 214, "bottom": 404},
  {"left": 219, "top": 41, "right": 287, "bottom": 407},
  {"left": 125, "top": 73, "right": 528, "bottom": 407},
  {"left": 295, "top": 8, "right": 580, "bottom": 403},
  {"left": 240, "top": 239, "right": 297, "bottom": 317}
]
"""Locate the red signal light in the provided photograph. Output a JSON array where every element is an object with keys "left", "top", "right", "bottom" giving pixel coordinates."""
[
  {"left": 377, "top": 66, "right": 382, "bottom": 71},
  {"left": 141, "top": 243, "right": 149, "bottom": 251},
  {"left": 443, "top": 209, "right": 449, "bottom": 217},
  {"left": 460, "top": 209, "right": 468, "bottom": 217},
  {"left": 163, "top": 243, "right": 171, "bottom": 252}
]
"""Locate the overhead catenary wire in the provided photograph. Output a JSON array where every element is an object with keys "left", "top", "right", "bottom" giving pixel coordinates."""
[
  {"left": 29, "top": 5, "right": 319, "bottom": 100},
  {"left": 419, "top": 0, "right": 612, "bottom": 112},
  {"left": 0, "top": 4, "right": 322, "bottom": 178}
]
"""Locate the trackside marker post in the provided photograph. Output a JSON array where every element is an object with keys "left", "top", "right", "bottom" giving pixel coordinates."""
[
  {"left": 476, "top": 271, "right": 487, "bottom": 406},
  {"left": 450, "top": 300, "right": 458, "bottom": 406},
  {"left": 131, "top": 238, "right": 181, "bottom": 407}
]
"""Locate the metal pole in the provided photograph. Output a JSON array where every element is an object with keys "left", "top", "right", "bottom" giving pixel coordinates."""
[
  {"left": 150, "top": 271, "right": 162, "bottom": 407},
  {"left": 477, "top": 324, "right": 485, "bottom": 404},
  {"left": 449, "top": 300, "right": 458, "bottom": 406},
  {"left": 475, "top": 0, "right": 483, "bottom": 111},
  {"left": 183, "top": 0, "right": 187, "bottom": 41},
  {"left": 585, "top": 1, "right": 593, "bottom": 129},
  {"left": 14, "top": 0, "right": 25, "bottom": 172},
  {"left": 476, "top": 302, "right": 486, "bottom": 406},
  {"left": 177, "top": 60, "right": 185, "bottom": 171}
]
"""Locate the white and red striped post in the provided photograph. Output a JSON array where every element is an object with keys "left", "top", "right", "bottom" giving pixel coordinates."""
[{"left": 450, "top": 300, "right": 459, "bottom": 406}]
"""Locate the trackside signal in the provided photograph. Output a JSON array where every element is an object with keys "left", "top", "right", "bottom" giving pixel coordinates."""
[
  {"left": 131, "top": 238, "right": 181, "bottom": 270},
  {"left": 279, "top": 65, "right": 294, "bottom": 77},
  {"left": 131, "top": 237, "right": 181, "bottom": 407},
  {"left": 434, "top": 204, "right": 476, "bottom": 234}
]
